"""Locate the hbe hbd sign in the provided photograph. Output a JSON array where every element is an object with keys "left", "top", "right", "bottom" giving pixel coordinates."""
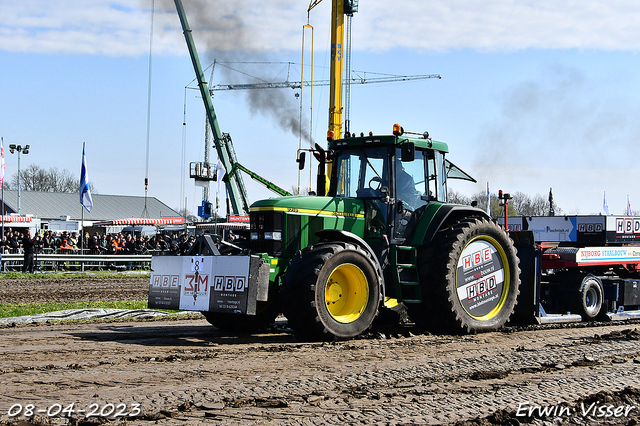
[{"left": 149, "top": 255, "right": 269, "bottom": 315}]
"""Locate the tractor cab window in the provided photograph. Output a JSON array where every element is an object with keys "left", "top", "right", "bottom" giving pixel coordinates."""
[
  {"left": 393, "top": 148, "right": 447, "bottom": 240},
  {"left": 427, "top": 150, "right": 447, "bottom": 203},
  {"left": 394, "top": 148, "right": 448, "bottom": 210},
  {"left": 331, "top": 147, "right": 389, "bottom": 198}
]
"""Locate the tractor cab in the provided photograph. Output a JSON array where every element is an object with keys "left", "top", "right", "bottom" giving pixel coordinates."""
[{"left": 327, "top": 124, "right": 475, "bottom": 246}]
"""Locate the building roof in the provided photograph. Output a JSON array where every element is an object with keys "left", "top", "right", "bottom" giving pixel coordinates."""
[{"left": 0, "top": 190, "right": 181, "bottom": 222}]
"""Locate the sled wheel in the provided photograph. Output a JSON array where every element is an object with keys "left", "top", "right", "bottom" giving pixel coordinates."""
[
  {"left": 282, "top": 242, "right": 381, "bottom": 340},
  {"left": 576, "top": 274, "right": 604, "bottom": 320},
  {"left": 410, "top": 217, "right": 520, "bottom": 334}
]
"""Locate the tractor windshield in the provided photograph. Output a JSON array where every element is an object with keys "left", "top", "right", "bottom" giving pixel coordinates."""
[{"left": 330, "top": 147, "right": 389, "bottom": 198}]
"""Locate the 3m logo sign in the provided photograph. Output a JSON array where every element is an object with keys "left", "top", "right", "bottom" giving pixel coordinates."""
[
  {"left": 151, "top": 275, "right": 179, "bottom": 288},
  {"left": 462, "top": 248, "right": 492, "bottom": 271},
  {"left": 184, "top": 274, "right": 209, "bottom": 292},
  {"left": 213, "top": 276, "right": 246, "bottom": 292}
]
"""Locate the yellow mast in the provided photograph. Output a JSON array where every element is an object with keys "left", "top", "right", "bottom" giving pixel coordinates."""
[{"left": 328, "top": 0, "right": 344, "bottom": 139}]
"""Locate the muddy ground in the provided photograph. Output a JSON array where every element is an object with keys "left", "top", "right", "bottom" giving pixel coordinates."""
[
  {"left": 0, "top": 275, "right": 149, "bottom": 305},
  {"left": 0, "top": 275, "right": 639, "bottom": 425}
]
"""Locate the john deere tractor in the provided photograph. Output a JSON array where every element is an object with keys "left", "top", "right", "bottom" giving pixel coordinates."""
[{"left": 149, "top": 124, "right": 521, "bottom": 340}]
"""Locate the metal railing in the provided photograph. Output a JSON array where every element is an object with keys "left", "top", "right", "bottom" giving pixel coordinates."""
[{"left": 1, "top": 252, "right": 154, "bottom": 272}]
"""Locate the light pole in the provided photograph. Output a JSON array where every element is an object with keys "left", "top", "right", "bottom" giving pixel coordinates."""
[{"left": 8, "top": 144, "right": 29, "bottom": 215}]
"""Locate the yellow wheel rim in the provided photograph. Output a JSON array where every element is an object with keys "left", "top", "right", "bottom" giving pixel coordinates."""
[{"left": 325, "top": 263, "right": 369, "bottom": 323}]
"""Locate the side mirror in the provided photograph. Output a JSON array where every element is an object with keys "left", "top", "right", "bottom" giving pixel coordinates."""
[
  {"left": 297, "top": 151, "right": 306, "bottom": 170},
  {"left": 401, "top": 142, "right": 415, "bottom": 162}
]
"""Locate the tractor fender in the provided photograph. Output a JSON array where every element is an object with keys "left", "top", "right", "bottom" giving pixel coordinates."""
[
  {"left": 315, "top": 229, "right": 386, "bottom": 301},
  {"left": 412, "top": 204, "right": 489, "bottom": 246}
]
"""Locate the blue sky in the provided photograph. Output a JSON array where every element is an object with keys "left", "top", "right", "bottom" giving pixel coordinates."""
[{"left": 1, "top": 0, "right": 639, "bottom": 217}]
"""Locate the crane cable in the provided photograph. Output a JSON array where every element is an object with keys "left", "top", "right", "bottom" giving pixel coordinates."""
[{"left": 142, "top": 0, "right": 154, "bottom": 218}]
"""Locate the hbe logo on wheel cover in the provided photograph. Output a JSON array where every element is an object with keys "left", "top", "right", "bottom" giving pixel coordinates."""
[{"left": 456, "top": 239, "right": 506, "bottom": 318}]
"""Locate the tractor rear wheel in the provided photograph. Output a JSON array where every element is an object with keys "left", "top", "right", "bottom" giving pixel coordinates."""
[
  {"left": 281, "top": 242, "right": 381, "bottom": 340},
  {"left": 409, "top": 217, "right": 520, "bottom": 334}
]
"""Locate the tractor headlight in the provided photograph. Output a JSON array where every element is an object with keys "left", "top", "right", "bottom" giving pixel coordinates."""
[{"left": 264, "top": 231, "right": 282, "bottom": 241}]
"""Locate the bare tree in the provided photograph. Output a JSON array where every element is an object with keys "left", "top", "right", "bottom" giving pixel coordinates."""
[
  {"left": 10, "top": 164, "right": 96, "bottom": 193},
  {"left": 447, "top": 189, "right": 472, "bottom": 206},
  {"left": 290, "top": 185, "right": 312, "bottom": 196},
  {"left": 511, "top": 191, "right": 561, "bottom": 216},
  {"left": 448, "top": 188, "right": 525, "bottom": 218},
  {"left": 175, "top": 207, "right": 198, "bottom": 223}
]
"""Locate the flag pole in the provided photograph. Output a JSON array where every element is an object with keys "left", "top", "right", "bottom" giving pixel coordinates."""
[
  {"left": 1, "top": 182, "right": 4, "bottom": 244},
  {"left": 80, "top": 142, "right": 93, "bottom": 252},
  {"left": 1, "top": 137, "right": 4, "bottom": 243},
  {"left": 81, "top": 206, "right": 84, "bottom": 254}
]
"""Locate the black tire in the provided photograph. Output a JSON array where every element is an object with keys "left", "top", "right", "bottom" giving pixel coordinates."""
[
  {"left": 281, "top": 242, "right": 381, "bottom": 340},
  {"left": 409, "top": 217, "right": 521, "bottom": 334},
  {"left": 575, "top": 274, "right": 604, "bottom": 320}
]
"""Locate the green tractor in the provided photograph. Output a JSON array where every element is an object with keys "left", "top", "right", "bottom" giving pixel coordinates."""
[
  {"left": 261, "top": 124, "right": 520, "bottom": 338},
  {"left": 151, "top": 124, "right": 521, "bottom": 340}
]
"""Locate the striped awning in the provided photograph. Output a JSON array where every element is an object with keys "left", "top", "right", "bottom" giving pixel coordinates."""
[
  {"left": 93, "top": 217, "right": 185, "bottom": 226},
  {"left": 1, "top": 215, "right": 32, "bottom": 222},
  {"left": 196, "top": 222, "right": 249, "bottom": 230}
]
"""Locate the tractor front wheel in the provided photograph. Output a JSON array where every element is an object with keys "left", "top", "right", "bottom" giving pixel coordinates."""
[{"left": 281, "top": 242, "right": 381, "bottom": 340}]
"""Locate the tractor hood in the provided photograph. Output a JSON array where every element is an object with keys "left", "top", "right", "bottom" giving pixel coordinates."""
[{"left": 250, "top": 196, "right": 365, "bottom": 219}]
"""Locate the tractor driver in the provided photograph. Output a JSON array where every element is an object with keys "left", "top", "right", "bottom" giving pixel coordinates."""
[{"left": 395, "top": 157, "right": 420, "bottom": 209}]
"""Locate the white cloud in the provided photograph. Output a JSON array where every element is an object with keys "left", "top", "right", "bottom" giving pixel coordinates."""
[
  {"left": 1, "top": 1, "right": 640, "bottom": 57},
  {"left": 0, "top": 0, "right": 181, "bottom": 56},
  {"left": 357, "top": 0, "right": 640, "bottom": 52}
]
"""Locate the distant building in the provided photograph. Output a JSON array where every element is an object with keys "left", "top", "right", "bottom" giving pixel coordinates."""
[{"left": 0, "top": 190, "right": 182, "bottom": 234}]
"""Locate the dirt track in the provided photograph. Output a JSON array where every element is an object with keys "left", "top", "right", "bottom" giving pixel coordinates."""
[
  {"left": 1, "top": 276, "right": 640, "bottom": 425},
  {"left": 0, "top": 275, "right": 149, "bottom": 305}
]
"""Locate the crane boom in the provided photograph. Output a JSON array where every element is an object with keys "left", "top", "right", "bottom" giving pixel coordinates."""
[
  {"left": 209, "top": 74, "right": 441, "bottom": 91},
  {"left": 328, "top": 0, "right": 344, "bottom": 139},
  {"left": 225, "top": 163, "right": 292, "bottom": 197},
  {"left": 174, "top": 0, "right": 250, "bottom": 216}
]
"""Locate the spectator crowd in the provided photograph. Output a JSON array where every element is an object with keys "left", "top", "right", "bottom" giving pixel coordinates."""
[{"left": 0, "top": 228, "right": 198, "bottom": 256}]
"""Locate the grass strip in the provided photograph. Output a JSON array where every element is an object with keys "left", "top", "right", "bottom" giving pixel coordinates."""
[{"left": 0, "top": 300, "right": 150, "bottom": 318}]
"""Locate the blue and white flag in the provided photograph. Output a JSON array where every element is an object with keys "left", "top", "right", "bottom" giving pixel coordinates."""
[
  {"left": 486, "top": 182, "right": 490, "bottom": 216},
  {"left": 80, "top": 142, "right": 93, "bottom": 213},
  {"left": 603, "top": 191, "right": 610, "bottom": 215},
  {"left": 215, "top": 160, "right": 225, "bottom": 215},
  {"left": 627, "top": 195, "right": 633, "bottom": 216}
]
